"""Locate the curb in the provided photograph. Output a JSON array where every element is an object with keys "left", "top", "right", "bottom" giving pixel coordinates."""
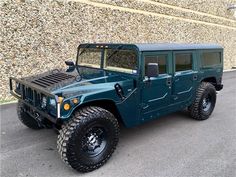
[
  {"left": 223, "top": 69, "right": 236, "bottom": 72},
  {"left": 0, "top": 100, "right": 17, "bottom": 106}
]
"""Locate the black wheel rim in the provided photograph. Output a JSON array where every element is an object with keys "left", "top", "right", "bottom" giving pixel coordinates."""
[
  {"left": 81, "top": 126, "right": 107, "bottom": 157},
  {"left": 202, "top": 93, "right": 212, "bottom": 112}
]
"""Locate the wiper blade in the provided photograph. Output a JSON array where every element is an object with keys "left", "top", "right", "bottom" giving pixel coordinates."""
[
  {"left": 79, "top": 44, "right": 90, "bottom": 56},
  {"left": 107, "top": 45, "right": 123, "bottom": 60}
]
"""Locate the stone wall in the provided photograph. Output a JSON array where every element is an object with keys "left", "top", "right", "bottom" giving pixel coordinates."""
[{"left": 1, "top": 0, "right": 236, "bottom": 100}]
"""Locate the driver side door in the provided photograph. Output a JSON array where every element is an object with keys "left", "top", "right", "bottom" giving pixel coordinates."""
[{"left": 141, "top": 51, "right": 172, "bottom": 121}]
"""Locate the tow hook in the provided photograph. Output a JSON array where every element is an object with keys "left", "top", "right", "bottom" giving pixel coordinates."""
[{"left": 35, "top": 112, "right": 44, "bottom": 128}]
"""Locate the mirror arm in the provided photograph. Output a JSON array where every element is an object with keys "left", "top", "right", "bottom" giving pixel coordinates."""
[{"left": 143, "top": 76, "right": 151, "bottom": 83}]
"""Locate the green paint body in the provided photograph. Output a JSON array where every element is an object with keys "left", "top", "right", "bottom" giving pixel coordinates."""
[{"left": 10, "top": 43, "right": 224, "bottom": 127}]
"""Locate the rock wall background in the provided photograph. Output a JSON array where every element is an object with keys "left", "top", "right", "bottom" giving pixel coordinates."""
[{"left": 1, "top": 0, "right": 236, "bottom": 101}]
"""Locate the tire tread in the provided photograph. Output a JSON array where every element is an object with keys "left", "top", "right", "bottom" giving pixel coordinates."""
[
  {"left": 57, "top": 106, "right": 119, "bottom": 172},
  {"left": 189, "top": 82, "right": 216, "bottom": 120},
  {"left": 17, "top": 101, "right": 42, "bottom": 129}
]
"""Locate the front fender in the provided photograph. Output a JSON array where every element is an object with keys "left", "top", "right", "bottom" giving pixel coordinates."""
[{"left": 60, "top": 87, "right": 141, "bottom": 128}]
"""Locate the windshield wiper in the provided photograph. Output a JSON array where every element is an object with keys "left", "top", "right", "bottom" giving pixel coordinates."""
[
  {"left": 107, "top": 45, "right": 123, "bottom": 60},
  {"left": 79, "top": 44, "right": 90, "bottom": 56}
]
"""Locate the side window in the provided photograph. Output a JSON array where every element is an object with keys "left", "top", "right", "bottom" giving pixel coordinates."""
[
  {"left": 201, "top": 52, "right": 221, "bottom": 67},
  {"left": 175, "top": 53, "right": 192, "bottom": 72},
  {"left": 144, "top": 54, "right": 167, "bottom": 76}
]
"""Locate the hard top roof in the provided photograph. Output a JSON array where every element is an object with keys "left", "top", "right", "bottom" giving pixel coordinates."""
[
  {"left": 134, "top": 43, "right": 223, "bottom": 51},
  {"left": 80, "top": 43, "right": 223, "bottom": 51}
]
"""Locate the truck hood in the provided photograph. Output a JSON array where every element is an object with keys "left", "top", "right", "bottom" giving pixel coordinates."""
[
  {"left": 23, "top": 67, "right": 134, "bottom": 98},
  {"left": 52, "top": 73, "right": 131, "bottom": 98}
]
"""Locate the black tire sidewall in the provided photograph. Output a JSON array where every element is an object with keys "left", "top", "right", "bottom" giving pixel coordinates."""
[
  {"left": 73, "top": 118, "right": 117, "bottom": 165},
  {"left": 65, "top": 108, "right": 119, "bottom": 169},
  {"left": 199, "top": 86, "right": 216, "bottom": 118}
]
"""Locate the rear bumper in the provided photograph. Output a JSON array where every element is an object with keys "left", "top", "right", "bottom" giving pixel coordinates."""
[{"left": 215, "top": 84, "right": 223, "bottom": 91}]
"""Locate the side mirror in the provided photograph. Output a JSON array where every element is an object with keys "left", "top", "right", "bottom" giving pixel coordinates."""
[
  {"left": 65, "top": 60, "right": 75, "bottom": 66},
  {"left": 146, "top": 63, "right": 159, "bottom": 78},
  {"left": 65, "top": 60, "right": 75, "bottom": 72}
]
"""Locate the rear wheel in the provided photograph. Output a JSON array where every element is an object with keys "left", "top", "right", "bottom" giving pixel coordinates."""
[
  {"left": 189, "top": 82, "right": 216, "bottom": 120},
  {"left": 57, "top": 106, "right": 119, "bottom": 172},
  {"left": 17, "top": 101, "right": 43, "bottom": 129}
]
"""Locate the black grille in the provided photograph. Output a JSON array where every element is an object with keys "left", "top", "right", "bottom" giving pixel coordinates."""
[
  {"left": 23, "top": 86, "right": 43, "bottom": 106},
  {"left": 31, "top": 72, "right": 75, "bottom": 88},
  {"left": 25, "top": 87, "right": 33, "bottom": 101}
]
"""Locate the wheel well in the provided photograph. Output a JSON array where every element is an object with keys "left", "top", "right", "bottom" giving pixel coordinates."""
[
  {"left": 201, "top": 77, "right": 217, "bottom": 86},
  {"left": 74, "top": 100, "right": 125, "bottom": 126}
]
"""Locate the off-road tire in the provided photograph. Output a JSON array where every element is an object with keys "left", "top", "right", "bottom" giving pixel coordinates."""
[
  {"left": 189, "top": 82, "right": 216, "bottom": 120},
  {"left": 57, "top": 106, "right": 120, "bottom": 173},
  {"left": 17, "top": 101, "right": 43, "bottom": 129}
]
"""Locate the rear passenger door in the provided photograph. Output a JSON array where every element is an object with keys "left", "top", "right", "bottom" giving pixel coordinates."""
[{"left": 172, "top": 51, "right": 197, "bottom": 105}]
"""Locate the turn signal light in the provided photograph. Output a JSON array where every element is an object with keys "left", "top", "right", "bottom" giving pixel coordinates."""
[
  {"left": 58, "top": 97, "right": 64, "bottom": 104},
  {"left": 72, "top": 98, "right": 79, "bottom": 104},
  {"left": 63, "top": 103, "right": 70, "bottom": 111}
]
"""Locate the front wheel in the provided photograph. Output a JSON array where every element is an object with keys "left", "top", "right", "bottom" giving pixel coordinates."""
[
  {"left": 189, "top": 82, "right": 216, "bottom": 120},
  {"left": 57, "top": 106, "right": 120, "bottom": 172}
]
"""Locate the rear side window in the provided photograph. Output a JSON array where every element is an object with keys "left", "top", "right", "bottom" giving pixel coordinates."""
[
  {"left": 175, "top": 53, "right": 192, "bottom": 72},
  {"left": 144, "top": 54, "right": 167, "bottom": 75},
  {"left": 201, "top": 52, "right": 221, "bottom": 67}
]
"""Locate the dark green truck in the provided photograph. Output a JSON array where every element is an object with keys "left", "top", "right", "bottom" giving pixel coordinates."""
[{"left": 10, "top": 43, "right": 223, "bottom": 172}]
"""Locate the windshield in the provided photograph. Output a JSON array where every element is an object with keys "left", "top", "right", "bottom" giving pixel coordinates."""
[
  {"left": 78, "top": 48, "right": 102, "bottom": 68},
  {"left": 77, "top": 47, "right": 138, "bottom": 74}
]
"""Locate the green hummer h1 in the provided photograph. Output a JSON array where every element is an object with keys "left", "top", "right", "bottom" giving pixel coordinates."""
[{"left": 10, "top": 43, "right": 223, "bottom": 172}]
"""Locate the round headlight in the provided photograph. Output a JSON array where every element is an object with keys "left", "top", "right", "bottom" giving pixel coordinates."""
[
  {"left": 49, "top": 98, "right": 56, "bottom": 107},
  {"left": 63, "top": 103, "right": 70, "bottom": 111},
  {"left": 72, "top": 98, "right": 79, "bottom": 104},
  {"left": 41, "top": 96, "right": 47, "bottom": 108}
]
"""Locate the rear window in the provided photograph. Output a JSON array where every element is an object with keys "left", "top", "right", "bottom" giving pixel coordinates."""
[{"left": 201, "top": 52, "right": 221, "bottom": 67}]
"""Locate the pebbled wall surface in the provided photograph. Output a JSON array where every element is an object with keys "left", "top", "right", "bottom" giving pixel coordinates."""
[{"left": 1, "top": 0, "right": 236, "bottom": 100}]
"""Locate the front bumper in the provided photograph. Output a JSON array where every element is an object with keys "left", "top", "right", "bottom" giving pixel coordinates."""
[
  {"left": 215, "top": 84, "right": 223, "bottom": 91},
  {"left": 20, "top": 98, "right": 58, "bottom": 123},
  {"left": 9, "top": 77, "right": 61, "bottom": 123}
]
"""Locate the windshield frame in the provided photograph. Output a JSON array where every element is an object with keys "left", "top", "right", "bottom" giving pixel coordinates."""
[{"left": 75, "top": 44, "right": 140, "bottom": 75}]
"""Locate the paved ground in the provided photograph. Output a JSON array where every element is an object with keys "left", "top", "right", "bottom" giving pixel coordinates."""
[{"left": 1, "top": 71, "right": 236, "bottom": 177}]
